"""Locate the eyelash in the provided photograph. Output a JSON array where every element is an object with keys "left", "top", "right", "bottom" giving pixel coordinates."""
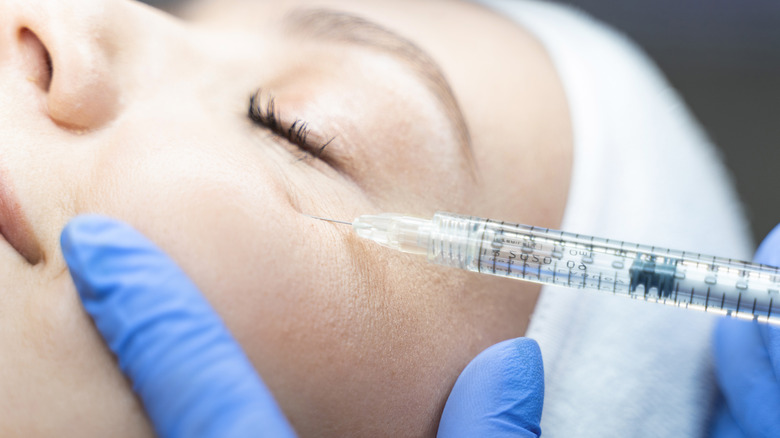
[{"left": 247, "top": 90, "right": 333, "bottom": 160}]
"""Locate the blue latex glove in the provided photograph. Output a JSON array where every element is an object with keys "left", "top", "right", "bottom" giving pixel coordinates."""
[
  {"left": 438, "top": 337, "right": 544, "bottom": 437},
  {"left": 712, "top": 224, "right": 780, "bottom": 438},
  {"left": 61, "top": 215, "right": 296, "bottom": 438}
]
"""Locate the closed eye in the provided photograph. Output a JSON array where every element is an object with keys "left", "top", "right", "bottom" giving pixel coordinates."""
[{"left": 248, "top": 89, "right": 334, "bottom": 160}]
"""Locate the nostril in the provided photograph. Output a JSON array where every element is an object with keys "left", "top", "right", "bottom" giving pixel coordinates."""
[
  {"left": 15, "top": 16, "right": 120, "bottom": 130},
  {"left": 18, "top": 28, "right": 52, "bottom": 92}
]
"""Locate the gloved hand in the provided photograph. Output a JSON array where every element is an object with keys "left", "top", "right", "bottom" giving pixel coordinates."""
[
  {"left": 712, "top": 224, "right": 780, "bottom": 438},
  {"left": 437, "top": 337, "right": 544, "bottom": 437},
  {"left": 61, "top": 215, "right": 296, "bottom": 438}
]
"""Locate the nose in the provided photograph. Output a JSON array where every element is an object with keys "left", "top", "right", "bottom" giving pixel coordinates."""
[{"left": 1, "top": 0, "right": 129, "bottom": 130}]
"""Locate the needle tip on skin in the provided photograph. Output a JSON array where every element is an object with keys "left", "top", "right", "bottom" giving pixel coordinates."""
[{"left": 302, "top": 214, "right": 352, "bottom": 226}]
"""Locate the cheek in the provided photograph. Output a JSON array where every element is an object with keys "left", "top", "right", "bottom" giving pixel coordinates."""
[
  {"left": 0, "top": 275, "right": 154, "bottom": 435},
  {"left": 86, "top": 147, "right": 361, "bottom": 367},
  {"left": 221, "top": 228, "right": 482, "bottom": 434},
  {"left": 80, "top": 116, "right": 484, "bottom": 433}
]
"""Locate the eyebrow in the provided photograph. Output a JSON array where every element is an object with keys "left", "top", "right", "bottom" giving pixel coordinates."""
[{"left": 283, "top": 9, "right": 476, "bottom": 175}]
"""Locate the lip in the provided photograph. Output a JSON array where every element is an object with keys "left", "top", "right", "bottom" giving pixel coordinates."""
[{"left": 0, "top": 166, "right": 42, "bottom": 265}]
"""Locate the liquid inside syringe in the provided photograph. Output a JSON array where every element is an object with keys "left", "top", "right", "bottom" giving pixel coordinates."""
[{"left": 309, "top": 211, "right": 780, "bottom": 324}]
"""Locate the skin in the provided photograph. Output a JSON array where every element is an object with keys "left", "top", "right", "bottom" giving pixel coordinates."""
[{"left": 0, "top": 0, "right": 571, "bottom": 436}]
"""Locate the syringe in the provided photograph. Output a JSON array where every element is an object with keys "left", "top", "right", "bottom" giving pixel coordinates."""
[{"left": 309, "top": 211, "right": 780, "bottom": 325}]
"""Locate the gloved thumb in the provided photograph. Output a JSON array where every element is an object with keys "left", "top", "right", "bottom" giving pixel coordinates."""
[
  {"left": 61, "top": 215, "right": 296, "bottom": 438},
  {"left": 437, "top": 337, "right": 544, "bottom": 438}
]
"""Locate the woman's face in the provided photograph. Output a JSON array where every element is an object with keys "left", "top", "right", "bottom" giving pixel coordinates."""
[{"left": 0, "top": 0, "right": 571, "bottom": 436}]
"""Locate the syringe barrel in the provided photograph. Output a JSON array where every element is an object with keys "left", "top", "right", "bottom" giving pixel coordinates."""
[
  {"left": 425, "top": 213, "right": 483, "bottom": 269},
  {"left": 427, "top": 212, "right": 545, "bottom": 274},
  {"left": 425, "top": 212, "right": 780, "bottom": 324}
]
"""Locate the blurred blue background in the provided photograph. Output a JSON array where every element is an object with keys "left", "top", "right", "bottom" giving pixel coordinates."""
[{"left": 142, "top": 0, "right": 780, "bottom": 244}]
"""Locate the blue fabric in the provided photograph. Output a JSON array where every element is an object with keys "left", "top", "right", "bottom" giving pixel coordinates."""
[
  {"left": 712, "top": 223, "right": 780, "bottom": 438},
  {"left": 61, "top": 215, "right": 296, "bottom": 438},
  {"left": 438, "top": 337, "right": 544, "bottom": 438}
]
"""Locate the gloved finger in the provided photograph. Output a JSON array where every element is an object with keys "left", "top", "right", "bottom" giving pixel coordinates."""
[
  {"left": 754, "top": 223, "right": 780, "bottom": 268},
  {"left": 754, "top": 225, "right": 780, "bottom": 381},
  {"left": 709, "top": 397, "right": 748, "bottom": 438},
  {"left": 713, "top": 318, "right": 780, "bottom": 438},
  {"left": 61, "top": 215, "right": 296, "bottom": 438},
  {"left": 759, "top": 324, "right": 780, "bottom": 394},
  {"left": 437, "top": 337, "right": 544, "bottom": 438}
]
